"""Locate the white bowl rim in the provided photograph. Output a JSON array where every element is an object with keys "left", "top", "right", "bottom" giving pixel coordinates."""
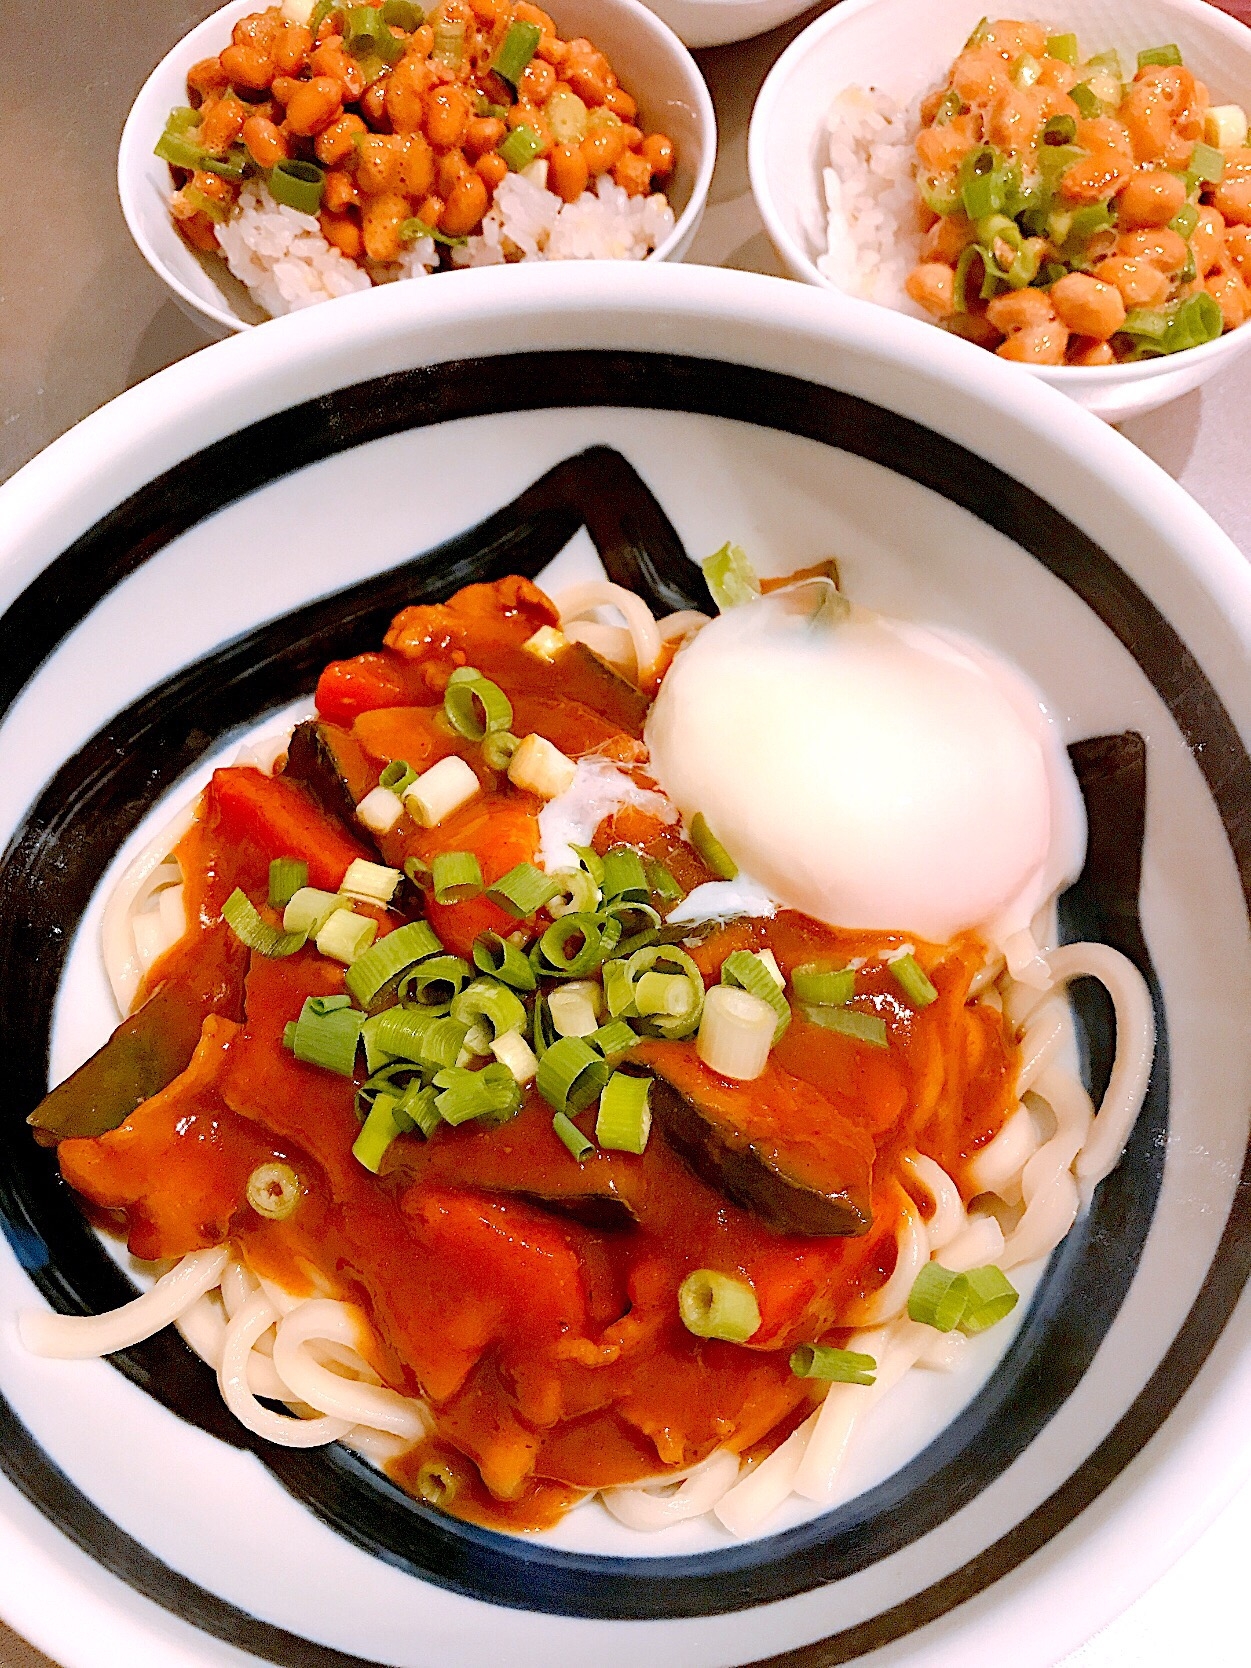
[
  {"left": 118, "top": 0, "right": 717, "bottom": 334},
  {"left": 746, "top": 0, "right": 1251, "bottom": 386},
  {"left": 2, "top": 261, "right": 1251, "bottom": 1668}
]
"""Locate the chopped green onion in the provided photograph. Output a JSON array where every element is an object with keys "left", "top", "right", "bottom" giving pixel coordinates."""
[
  {"left": 498, "top": 125, "right": 544, "bottom": 171},
  {"left": 398, "top": 953, "right": 472, "bottom": 1014},
  {"left": 721, "top": 950, "right": 790, "bottom": 1042},
  {"left": 600, "top": 846, "right": 649, "bottom": 903},
  {"left": 291, "top": 994, "right": 363, "bottom": 1077},
  {"left": 1119, "top": 291, "right": 1223, "bottom": 356},
  {"left": 552, "top": 1110, "right": 594, "bottom": 1162},
  {"left": 1011, "top": 52, "right": 1040, "bottom": 88},
  {"left": 959, "top": 1265, "right": 1020, "bottom": 1333},
  {"left": 400, "top": 1081, "right": 441, "bottom": 1138},
  {"left": 492, "top": 18, "right": 542, "bottom": 83},
  {"left": 1138, "top": 43, "right": 1182, "bottom": 69},
  {"left": 918, "top": 171, "right": 963, "bottom": 216},
  {"left": 588, "top": 1018, "right": 638, "bottom": 1061},
  {"left": 547, "top": 866, "right": 600, "bottom": 918},
  {"left": 379, "top": 759, "right": 419, "bottom": 796},
  {"left": 344, "top": 3, "right": 405, "bottom": 60},
  {"left": 345, "top": 919, "right": 442, "bottom": 1008},
  {"left": 472, "top": 930, "right": 537, "bottom": 991},
  {"left": 354, "top": 1060, "right": 425, "bottom": 1123},
  {"left": 450, "top": 976, "right": 527, "bottom": 1040},
  {"left": 889, "top": 952, "right": 938, "bottom": 1008},
  {"left": 534, "top": 912, "right": 621, "bottom": 978},
  {"left": 690, "top": 813, "right": 738, "bottom": 880},
  {"left": 791, "top": 963, "right": 855, "bottom": 1006},
  {"left": 308, "top": 0, "right": 337, "bottom": 34},
  {"left": 487, "top": 861, "right": 561, "bottom": 919},
  {"left": 381, "top": 0, "right": 423, "bottom": 27},
  {"left": 532, "top": 990, "right": 555, "bottom": 1060},
  {"left": 398, "top": 215, "right": 468, "bottom": 249},
  {"left": 268, "top": 158, "right": 326, "bottom": 213},
  {"left": 536, "top": 1035, "right": 610, "bottom": 1115},
  {"left": 433, "top": 1062, "right": 521, "bottom": 1126},
  {"left": 1045, "top": 32, "right": 1078, "bottom": 65},
  {"left": 431, "top": 850, "right": 484, "bottom": 905},
  {"left": 1169, "top": 203, "right": 1199, "bottom": 238},
  {"left": 908, "top": 1262, "right": 970, "bottom": 1332},
  {"left": 789, "top": 1344, "right": 877, "bottom": 1384},
  {"left": 622, "top": 944, "right": 704, "bottom": 1039},
  {"left": 569, "top": 843, "right": 606, "bottom": 886},
  {"left": 443, "top": 668, "right": 513, "bottom": 740},
  {"left": 701, "top": 542, "right": 761, "bottom": 611},
  {"left": 803, "top": 1004, "right": 889, "bottom": 1049},
  {"left": 316, "top": 908, "right": 377, "bottom": 964},
  {"left": 353, "top": 1092, "right": 405, "bottom": 1173},
  {"left": 932, "top": 88, "right": 963, "bottom": 125},
  {"left": 964, "top": 15, "right": 989, "bottom": 47},
  {"left": 959, "top": 144, "right": 1011, "bottom": 220},
  {"left": 432, "top": 15, "right": 464, "bottom": 64},
  {"left": 339, "top": 858, "right": 402, "bottom": 905},
  {"left": 184, "top": 185, "right": 229, "bottom": 223},
  {"left": 1038, "top": 144, "right": 1084, "bottom": 188},
  {"left": 644, "top": 858, "right": 684, "bottom": 905},
  {"left": 548, "top": 980, "right": 601, "bottom": 1037},
  {"left": 1189, "top": 141, "right": 1225, "bottom": 184},
  {"left": 1068, "top": 81, "right": 1102, "bottom": 118},
  {"left": 595, "top": 1071, "right": 651, "bottom": 1153},
  {"left": 635, "top": 971, "right": 693, "bottom": 1017},
  {"left": 482, "top": 729, "right": 521, "bottom": 771},
  {"left": 165, "top": 105, "right": 202, "bottom": 136},
  {"left": 1043, "top": 113, "right": 1077, "bottom": 146},
  {"left": 372, "top": 1006, "right": 466, "bottom": 1068},
  {"left": 268, "top": 858, "right": 308, "bottom": 910},
  {"left": 222, "top": 888, "right": 307, "bottom": 958},
  {"left": 600, "top": 899, "right": 662, "bottom": 945},
  {"left": 678, "top": 1270, "right": 760, "bottom": 1343},
  {"left": 246, "top": 1161, "right": 301, "bottom": 1221},
  {"left": 953, "top": 242, "right": 983, "bottom": 313}
]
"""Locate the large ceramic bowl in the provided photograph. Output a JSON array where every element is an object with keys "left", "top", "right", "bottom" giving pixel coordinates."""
[
  {"left": 1, "top": 264, "right": 1250, "bottom": 1668},
  {"left": 119, "top": 0, "right": 716, "bottom": 337},
  {"left": 749, "top": 0, "right": 1251, "bottom": 422}
]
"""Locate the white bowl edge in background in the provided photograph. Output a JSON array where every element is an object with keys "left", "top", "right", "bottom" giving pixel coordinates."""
[
  {"left": 748, "top": 0, "right": 1251, "bottom": 421},
  {"left": 119, "top": 0, "right": 716, "bottom": 336}
]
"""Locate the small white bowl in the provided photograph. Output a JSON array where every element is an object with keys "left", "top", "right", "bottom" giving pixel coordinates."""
[
  {"left": 749, "top": 0, "right": 1251, "bottom": 421},
  {"left": 635, "top": 0, "right": 813, "bottom": 52},
  {"left": 120, "top": 0, "right": 716, "bottom": 337}
]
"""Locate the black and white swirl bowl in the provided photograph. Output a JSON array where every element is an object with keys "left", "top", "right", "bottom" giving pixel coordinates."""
[{"left": 0, "top": 264, "right": 1249, "bottom": 1668}]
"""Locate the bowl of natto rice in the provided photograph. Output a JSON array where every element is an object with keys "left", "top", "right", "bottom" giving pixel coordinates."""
[
  {"left": 121, "top": 0, "right": 716, "bottom": 337},
  {"left": 748, "top": 0, "right": 1251, "bottom": 421}
]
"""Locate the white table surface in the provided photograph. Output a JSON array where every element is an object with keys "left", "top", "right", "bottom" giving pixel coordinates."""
[{"left": 1, "top": 1, "right": 1249, "bottom": 1663}]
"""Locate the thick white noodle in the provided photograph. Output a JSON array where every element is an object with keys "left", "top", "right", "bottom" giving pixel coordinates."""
[
  {"left": 965, "top": 1103, "right": 1040, "bottom": 1204},
  {"left": 600, "top": 1449, "right": 742, "bottom": 1530},
  {"left": 176, "top": 1287, "right": 288, "bottom": 1400},
  {"left": 900, "top": 1152, "right": 966, "bottom": 1250},
  {"left": 232, "top": 727, "right": 294, "bottom": 774},
  {"left": 563, "top": 620, "right": 636, "bottom": 673},
  {"left": 219, "top": 1288, "right": 351, "bottom": 1447},
  {"left": 100, "top": 801, "right": 198, "bottom": 1015},
  {"left": 714, "top": 1408, "right": 820, "bottom": 1537},
  {"left": 555, "top": 582, "right": 663, "bottom": 684},
  {"left": 19, "top": 1246, "right": 229, "bottom": 1359},
  {"left": 940, "top": 1212, "right": 1006, "bottom": 1274},
  {"left": 846, "top": 1200, "right": 929, "bottom": 1327},
  {"left": 1014, "top": 1001, "right": 1067, "bottom": 1096},
  {"left": 271, "top": 1300, "right": 431, "bottom": 1440},
  {"left": 998, "top": 1064, "right": 1092, "bottom": 1269},
  {"left": 656, "top": 610, "right": 710, "bottom": 645},
  {"left": 1046, "top": 943, "right": 1155, "bottom": 1183},
  {"left": 792, "top": 1322, "right": 931, "bottom": 1505}
]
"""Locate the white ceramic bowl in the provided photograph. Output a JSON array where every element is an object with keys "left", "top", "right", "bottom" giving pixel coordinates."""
[
  {"left": 749, "top": 0, "right": 1251, "bottom": 422},
  {"left": 119, "top": 0, "right": 716, "bottom": 337},
  {"left": 1, "top": 264, "right": 1251, "bottom": 1668},
  {"left": 635, "top": 0, "right": 813, "bottom": 52}
]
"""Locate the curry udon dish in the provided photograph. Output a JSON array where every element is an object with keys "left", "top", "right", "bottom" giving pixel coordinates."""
[{"left": 21, "top": 553, "right": 1154, "bottom": 1538}]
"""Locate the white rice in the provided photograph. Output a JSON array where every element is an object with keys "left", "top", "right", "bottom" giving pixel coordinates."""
[
  {"left": 452, "top": 165, "right": 675, "bottom": 267},
  {"left": 203, "top": 163, "right": 671, "bottom": 318},
  {"left": 817, "top": 86, "right": 926, "bottom": 315}
]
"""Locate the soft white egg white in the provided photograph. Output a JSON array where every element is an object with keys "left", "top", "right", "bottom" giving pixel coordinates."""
[{"left": 644, "top": 581, "right": 1086, "bottom": 945}]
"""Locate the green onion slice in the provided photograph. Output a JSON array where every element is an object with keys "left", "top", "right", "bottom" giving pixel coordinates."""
[
  {"left": 354, "top": 1060, "right": 425, "bottom": 1124},
  {"left": 600, "top": 845, "right": 649, "bottom": 903},
  {"left": 450, "top": 976, "right": 527, "bottom": 1040},
  {"left": 246, "top": 1161, "right": 301, "bottom": 1220},
  {"left": 498, "top": 125, "right": 544, "bottom": 172},
  {"left": 678, "top": 1270, "right": 760, "bottom": 1342},
  {"left": 547, "top": 867, "right": 601, "bottom": 918},
  {"left": 1045, "top": 32, "right": 1078, "bottom": 65},
  {"left": 339, "top": 858, "right": 402, "bottom": 905},
  {"left": 1042, "top": 113, "right": 1077, "bottom": 146},
  {"left": 1068, "top": 81, "right": 1102, "bottom": 119},
  {"left": 482, "top": 729, "right": 521, "bottom": 771},
  {"left": 353, "top": 1092, "right": 406, "bottom": 1173},
  {"left": 536, "top": 1034, "right": 610, "bottom": 1115},
  {"left": 908, "top": 1262, "right": 970, "bottom": 1332},
  {"left": 1138, "top": 43, "right": 1182, "bottom": 69},
  {"left": 701, "top": 541, "right": 761, "bottom": 611},
  {"left": 534, "top": 912, "right": 621, "bottom": 978},
  {"left": 308, "top": 0, "right": 337, "bottom": 34},
  {"left": 595, "top": 1071, "right": 651, "bottom": 1153},
  {"left": 889, "top": 952, "right": 939, "bottom": 1008},
  {"left": 959, "top": 1265, "right": 1020, "bottom": 1333},
  {"left": 344, "top": 919, "right": 442, "bottom": 1008},
  {"left": 345, "top": 3, "right": 405, "bottom": 61},
  {"left": 268, "top": 158, "right": 326, "bottom": 214},
  {"left": 472, "top": 930, "right": 537, "bottom": 991},
  {"left": 401, "top": 1082, "right": 442, "bottom": 1138},
  {"left": 803, "top": 1004, "right": 889, "bottom": 1049},
  {"left": 552, "top": 1110, "right": 594, "bottom": 1162},
  {"left": 443, "top": 667, "right": 512, "bottom": 741},
  {"left": 268, "top": 858, "right": 309, "bottom": 910},
  {"left": 1119, "top": 291, "right": 1222, "bottom": 357},
  {"left": 791, "top": 963, "right": 855, "bottom": 1006},
  {"left": 432, "top": 15, "right": 464, "bottom": 65},
  {"left": 381, "top": 0, "right": 423, "bottom": 27},
  {"left": 222, "top": 888, "right": 306, "bottom": 958},
  {"left": 532, "top": 990, "right": 556, "bottom": 1060},
  {"left": 487, "top": 860, "right": 561, "bottom": 919},
  {"left": 690, "top": 813, "right": 738, "bottom": 880},
  {"left": 622, "top": 944, "right": 704, "bottom": 1038},
  {"left": 433, "top": 1061, "right": 521, "bottom": 1126},
  {"left": 378, "top": 758, "right": 419, "bottom": 796},
  {"left": 570, "top": 843, "right": 606, "bottom": 886},
  {"left": 372, "top": 1006, "right": 467, "bottom": 1069},
  {"left": 492, "top": 17, "right": 542, "bottom": 83},
  {"left": 398, "top": 953, "right": 472, "bottom": 1014},
  {"left": 790, "top": 1344, "right": 877, "bottom": 1384},
  {"left": 958, "top": 144, "right": 1011, "bottom": 220},
  {"left": 431, "top": 850, "right": 484, "bottom": 905},
  {"left": 644, "top": 858, "right": 684, "bottom": 905},
  {"left": 721, "top": 950, "right": 790, "bottom": 1042},
  {"left": 588, "top": 1018, "right": 638, "bottom": 1061},
  {"left": 291, "top": 994, "right": 363, "bottom": 1076},
  {"left": 1169, "top": 203, "right": 1199, "bottom": 238},
  {"left": 1189, "top": 141, "right": 1225, "bottom": 184}
]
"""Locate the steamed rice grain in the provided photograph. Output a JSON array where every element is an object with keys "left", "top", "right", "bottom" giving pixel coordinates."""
[{"left": 817, "top": 87, "right": 926, "bottom": 316}]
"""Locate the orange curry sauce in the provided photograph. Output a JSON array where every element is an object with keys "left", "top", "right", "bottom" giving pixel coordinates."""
[{"left": 56, "top": 577, "right": 1019, "bottom": 1531}]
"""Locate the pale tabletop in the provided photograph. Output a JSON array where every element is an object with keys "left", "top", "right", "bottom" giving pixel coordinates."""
[{"left": 1, "top": 1, "right": 1249, "bottom": 1664}]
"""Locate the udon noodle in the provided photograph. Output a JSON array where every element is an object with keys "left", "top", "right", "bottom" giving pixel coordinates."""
[{"left": 21, "top": 571, "right": 1154, "bottom": 1538}]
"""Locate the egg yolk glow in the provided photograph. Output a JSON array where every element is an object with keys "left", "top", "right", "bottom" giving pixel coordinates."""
[{"left": 644, "top": 583, "right": 1086, "bottom": 945}]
